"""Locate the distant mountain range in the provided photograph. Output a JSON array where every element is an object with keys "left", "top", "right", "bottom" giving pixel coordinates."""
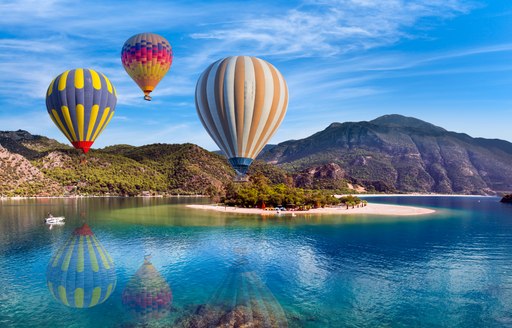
[
  {"left": 1, "top": 114, "right": 511, "bottom": 196},
  {"left": 259, "top": 114, "right": 512, "bottom": 194}
]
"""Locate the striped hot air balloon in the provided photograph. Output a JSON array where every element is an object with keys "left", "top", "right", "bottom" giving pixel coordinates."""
[
  {"left": 195, "top": 56, "right": 288, "bottom": 176},
  {"left": 121, "top": 33, "right": 173, "bottom": 101},
  {"left": 175, "top": 260, "right": 288, "bottom": 327},
  {"left": 46, "top": 224, "right": 116, "bottom": 308},
  {"left": 122, "top": 256, "right": 172, "bottom": 321},
  {"left": 45, "top": 68, "right": 117, "bottom": 154}
]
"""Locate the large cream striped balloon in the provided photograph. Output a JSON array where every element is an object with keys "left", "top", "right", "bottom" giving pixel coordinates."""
[{"left": 195, "top": 56, "right": 288, "bottom": 176}]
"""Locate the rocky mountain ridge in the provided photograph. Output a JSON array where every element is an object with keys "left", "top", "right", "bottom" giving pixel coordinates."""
[{"left": 259, "top": 114, "right": 512, "bottom": 195}]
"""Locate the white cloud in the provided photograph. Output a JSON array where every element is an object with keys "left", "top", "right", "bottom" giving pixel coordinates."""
[
  {"left": 95, "top": 122, "right": 217, "bottom": 149},
  {"left": 0, "top": 39, "right": 65, "bottom": 52},
  {"left": 0, "top": 0, "right": 66, "bottom": 22},
  {"left": 191, "top": 0, "right": 475, "bottom": 59},
  {"left": 0, "top": 0, "right": 477, "bottom": 105},
  {"left": 0, "top": 110, "right": 55, "bottom": 135}
]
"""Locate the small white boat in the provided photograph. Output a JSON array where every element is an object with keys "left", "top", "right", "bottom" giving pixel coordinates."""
[{"left": 45, "top": 216, "right": 65, "bottom": 224}]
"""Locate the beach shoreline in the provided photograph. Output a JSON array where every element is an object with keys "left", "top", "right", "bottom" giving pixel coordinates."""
[
  {"left": 0, "top": 194, "right": 495, "bottom": 201},
  {"left": 336, "top": 194, "right": 496, "bottom": 198},
  {"left": 187, "top": 203, "right": 436, "bottom": 216},
  {"left": 0, "top": 195, "right": 208, "bottom": 200}
]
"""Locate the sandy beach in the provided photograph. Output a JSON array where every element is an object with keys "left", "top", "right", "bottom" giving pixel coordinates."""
[
  {"left": 187, "top": 203, "right": 435, "bottom": 216},
  {"left": 336, "top": 194, "right": 493, "bottom": 198}
]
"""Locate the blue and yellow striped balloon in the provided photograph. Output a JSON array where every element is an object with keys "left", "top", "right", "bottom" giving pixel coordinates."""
[
  {"left": 45, "top": 68, "right": 117, "bottom": 154},
  {"left": 46, "top": 224, "right": 116, "bottom": 308}
]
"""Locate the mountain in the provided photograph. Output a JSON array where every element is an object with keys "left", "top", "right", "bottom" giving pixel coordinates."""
[
  {"left": 501, "top": 194, "right": 512, "bottom": 203},
  {"left": 0, "top": 130, "right": 292, "bottom": 197},
  {"left": 259, "top": 114, "right": 512, "bottom": 195},
  {"left": 0, "top": 144, "right": 63, "bottom": 196},
  {"left": 0, "top": 130, "right": 69, "bottom": 159},
  {"left": 1, "top": 114, "right": 511, "bottom": 197}
]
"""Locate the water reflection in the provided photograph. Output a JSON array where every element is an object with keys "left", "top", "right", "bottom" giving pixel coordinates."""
[
  {"left": 174, "top": 258, "right": 288, "bottom": 328},
  {"left": 122, "top": 255, "right": 173, "bottom": 321},
  {"left": 0, "top": 197, "right": 510, "bottom": 327},
  {"left": 46, "top": 223, "right": 116, "bottom": 308}
]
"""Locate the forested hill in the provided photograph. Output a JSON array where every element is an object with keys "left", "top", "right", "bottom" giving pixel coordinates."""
[
  {"left": 0, "top": 130, "right": 295, "bottom": 197},
  {"left": 259, "top": 114, "right": 512, "bottom": 195}
]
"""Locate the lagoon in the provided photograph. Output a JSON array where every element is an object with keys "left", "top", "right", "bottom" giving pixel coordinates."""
[{"left": 0, "top": 196, "right": 511, "bottom": 327}]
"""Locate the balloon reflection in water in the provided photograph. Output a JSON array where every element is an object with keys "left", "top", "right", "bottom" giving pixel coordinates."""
[
  {"left": 175, "top": 259, "right": 288, "bottom": 327},
  {"left": 46, "top": 224, "right": 116, "bottom": 308},
  {"left": 122, "top": 256, "right": 172, "bottom": 320}
]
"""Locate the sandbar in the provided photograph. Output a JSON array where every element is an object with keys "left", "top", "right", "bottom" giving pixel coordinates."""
[{"left": 187, "top": 203, "right": 435, "bottom": 216}]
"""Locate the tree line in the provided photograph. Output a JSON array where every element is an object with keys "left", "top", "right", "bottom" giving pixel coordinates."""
[{"left": 218, "top": 173, "right": 362, "bottom": 210}]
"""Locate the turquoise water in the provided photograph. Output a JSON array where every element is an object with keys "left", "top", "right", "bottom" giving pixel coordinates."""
[{"left": 0, "top": 196, "right": 511, "bottom": 327}]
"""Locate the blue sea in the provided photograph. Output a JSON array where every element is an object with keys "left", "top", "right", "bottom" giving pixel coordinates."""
[{"left": 0, "top": 196, "right": 511, "bottom": 327}]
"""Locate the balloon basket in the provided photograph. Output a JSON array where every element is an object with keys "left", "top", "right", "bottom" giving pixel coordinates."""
[{"left": 144, "top": 95, "right": 152, "bottom": 101}]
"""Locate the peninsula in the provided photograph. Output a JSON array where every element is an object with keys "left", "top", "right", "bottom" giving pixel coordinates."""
[{"left": 188, "top": 203, "right": 435, "bottom": 216}]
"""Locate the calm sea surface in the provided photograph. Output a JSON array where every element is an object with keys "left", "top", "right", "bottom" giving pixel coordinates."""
[{"left": 0, "top": 196, "right": 511, "bottom": 327}]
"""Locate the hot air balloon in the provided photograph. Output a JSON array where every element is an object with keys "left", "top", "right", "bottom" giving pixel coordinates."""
[
  {"left": 45, "top": 68, "right": 117, "bottom": 154},
  {"left": 122, "top": 256, "right": 172, "bottom": 321},
  {"left": 121, "top": 33, "right": 173, "bottom": 101},
  {"left": 195, "top": 56, "right": 288, "bottom": 177},
  {"left": 46, "top": 224, "right": 116, "bottom": 308},
  {"left": 175, "top": 259, "right": 288, "bottom": 327}
]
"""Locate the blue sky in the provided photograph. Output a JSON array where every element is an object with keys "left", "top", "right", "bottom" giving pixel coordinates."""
[{"left": 0, "top": 0, "right": 511, "bottom": 150}]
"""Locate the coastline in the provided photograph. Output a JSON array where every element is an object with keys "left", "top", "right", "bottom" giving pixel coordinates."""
[
  {"left": 0, "top": 194, "right": 495, "bottom": 201},
  {"left": 0, "top": 195, "right": 208, "bottom": 200},
  {"left": 0, "top": 193, "right": 500, "bottom": 200},
  {"left": 187, "top": 203, "right": 436, "bottom": 216},
  {"left": 337, "top": 194, "right": 496, "bottom": 198}
]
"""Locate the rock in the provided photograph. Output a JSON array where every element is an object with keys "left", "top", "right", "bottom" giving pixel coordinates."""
[
  {"left": 294, "top": 163, "right": 348, "bottom": 190},
  {"left": 0, "top": 129, "right": 34, "bottom": 141},
  {"left": 174, "top": 302, "right": 288, "bottom": 328},
  {"left": 501, "top": 194, "right": 512, "bottom": 203},
  {"left": 0, "top": 145, "right": 63, "bottom": 196}
]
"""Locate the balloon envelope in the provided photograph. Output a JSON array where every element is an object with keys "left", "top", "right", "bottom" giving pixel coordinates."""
[
  {"left": 121, "top": 33, "right": 173, "bottom": 100},
  {"left": 122, "top": 257, "right": 172, "bottom": 320},
  {"left": 46, "top": 224, "right": 116, "bottom": 308},
  {"left": 195, "top": 56, "right": 288, "bottom": 175},
  {"left": 45, "top": 68, "right": 117, "bottom": 153},
  {"left": 175, "top": 260, "right": 288, "bottom": 327}
]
